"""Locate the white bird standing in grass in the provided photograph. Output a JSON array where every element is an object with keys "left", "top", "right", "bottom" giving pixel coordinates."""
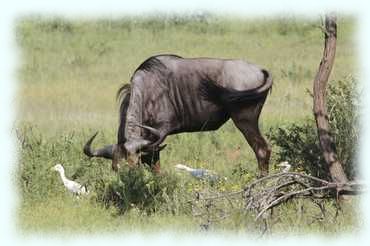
[
  {"left": 53, "top": 163, "right": 88, "bottom": 196},
  {"left": 277, "top": 161, "right": 292, "bottom": 173},
  {"left": 175, "top": 164, "right": 219, "bottom": 181}
]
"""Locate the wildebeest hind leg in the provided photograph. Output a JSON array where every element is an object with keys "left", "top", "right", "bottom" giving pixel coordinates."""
[{"left": 230, "top": 106, "right": 271, "bottom": 177}]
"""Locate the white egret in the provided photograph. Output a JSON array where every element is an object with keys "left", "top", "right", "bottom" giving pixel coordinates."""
[
  {"left": 175, "top": 164, "right": 219, "bottom": 181},
  {"left": 53, "top": 163, "right": 88, "bottom": 196},
  {"left": 277, "top": 161, "right": 291, "bottom": 173}
]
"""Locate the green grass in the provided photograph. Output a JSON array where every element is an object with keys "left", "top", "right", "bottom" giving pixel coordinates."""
[
  {"left": 19, "top": 195, "right": 198, "bottom": 234},
  {"left": 18, "top": 195, "right": 361, "bottom": 235},
  {"left": 16, "top": 14, "right": 359, "bottom": 235}
]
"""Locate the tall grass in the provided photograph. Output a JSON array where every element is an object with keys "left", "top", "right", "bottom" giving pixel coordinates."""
[{"left": 16, "top": 14, "right": 358, "bottom": 234}]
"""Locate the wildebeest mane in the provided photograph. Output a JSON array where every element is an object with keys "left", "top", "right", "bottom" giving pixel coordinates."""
[
  {"left": 116, "top": 83, "right": 131, "bottom": 102},
  {"left": 136, "top": 57, "right": 166, "bottom": 73},
  {"left": 116, "top": 84, "right": 131, "bottom": 143},
  {"left": 135, "top": 54, "right": 182, "bottom": 73}
]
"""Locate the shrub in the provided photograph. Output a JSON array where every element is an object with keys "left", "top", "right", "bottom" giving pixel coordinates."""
[
  {"left": 268, "top": 77, "right": 359, "bottom": 180},
  {"left": 327, "top": 79, "right": 359, "bottom": 179},
  {"left": 98, "top": 165, "right": 181, "bottom": 214}
]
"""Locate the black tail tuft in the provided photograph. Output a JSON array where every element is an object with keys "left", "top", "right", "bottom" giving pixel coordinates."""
[
  {"left": 199, "top": 69, "right": 272, "bottom": 106},
  {"left": 199, "top": 81, "right": 267, "bottom": 106}
]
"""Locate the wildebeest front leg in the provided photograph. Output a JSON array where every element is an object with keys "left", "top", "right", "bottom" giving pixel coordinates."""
[{"left": 231, "top": 109, "right": 271, "bottom": 177}]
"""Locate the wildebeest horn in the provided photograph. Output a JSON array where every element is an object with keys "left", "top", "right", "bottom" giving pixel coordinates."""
[
  {"left": 134, "top": 124, "right": 167, "bottom": 148},
  {"left": 135, "top": 124, "right": 161, "bottom": 139},
  {"left": 157, "top": 144, "right": 167, "bottom": 151},
  {"left": 83, "top": 132, "right": 115, "bottom": 159},
  {"left": 141, "top": 144, "right": 167, "bottom": 155}
]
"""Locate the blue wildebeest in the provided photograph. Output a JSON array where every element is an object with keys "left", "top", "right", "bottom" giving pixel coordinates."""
[{"left": 84, "top": 54, "right": 273, "bottom": 176}]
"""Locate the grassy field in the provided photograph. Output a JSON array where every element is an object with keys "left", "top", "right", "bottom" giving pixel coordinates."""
[{"left": 16, "top": 14, "right": 359, "bottom": 235}]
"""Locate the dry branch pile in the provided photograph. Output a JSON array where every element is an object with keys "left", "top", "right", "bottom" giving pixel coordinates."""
[
  {"left": 243, "top": 172, "right": 364, "bottom": 220},
  {"left": 190, "top": 171, "right": 365, "bottom": 232}
]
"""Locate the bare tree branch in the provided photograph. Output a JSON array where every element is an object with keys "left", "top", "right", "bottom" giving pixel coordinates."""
[{"left": 313, "top": 13, "right": 348, "bottom": 184}]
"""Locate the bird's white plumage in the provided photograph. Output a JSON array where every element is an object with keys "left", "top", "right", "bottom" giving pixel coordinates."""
[
  {"left": 175, "top": 164, "right": 196, "bottom": 172},
  {"left": 175, "top": 163, "right": 219, "bottom": 181},
  {"left": 277, "top": 161, "right": 291, "bottom": 173},
  {"left": 53, "top": 163, "right": 88, "bottom": 195}
]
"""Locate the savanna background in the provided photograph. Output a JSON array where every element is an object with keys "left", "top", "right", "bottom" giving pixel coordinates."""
[{"left": 15, "top": 13, "right": 360, "bottom": 235}]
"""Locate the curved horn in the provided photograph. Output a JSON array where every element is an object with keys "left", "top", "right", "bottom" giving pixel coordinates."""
[
  {"left": 157, "top": 144, "right": 167, "bottom": 151},
  {"left": 83, "top": 132, "right": 99, "bottom": 157},
  {"left": 141, "top": 144, "right": 167, "bottom": 155},
  {"left": 84, "top": 132, "right": 115, "bottom": 160},
  {"left": 135, "top": 124, "right": 161, "bottom": 139},
  {"left": 134, "top": 124, "right": 168, "bottom": 149}
]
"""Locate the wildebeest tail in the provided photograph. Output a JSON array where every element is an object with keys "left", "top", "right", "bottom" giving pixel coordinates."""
[{"left": 199, "top": 69, "right": 273, "bottom": 105}]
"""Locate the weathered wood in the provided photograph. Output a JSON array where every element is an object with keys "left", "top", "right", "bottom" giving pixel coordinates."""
[{"left": 313, "top": 14, "right": 348, "bottom": 184}]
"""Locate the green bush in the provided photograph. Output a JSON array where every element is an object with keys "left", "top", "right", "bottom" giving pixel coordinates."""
[
  {"left": 327, "top": 79, "right": 359, "bottom": 179},
  {"left": 98, "top": 166, "right": 182, "bottom": 214},
  {"left": 268, "top": 77, "right": 359, "bottom": 180}
]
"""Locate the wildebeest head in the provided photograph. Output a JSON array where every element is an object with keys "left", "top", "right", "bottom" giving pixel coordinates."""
[
  {"left": 83, "top": 130, "right": 167, "bottom": 172},
  {"left": 83, "top": 84, "right": 166, "bottom": 171}
]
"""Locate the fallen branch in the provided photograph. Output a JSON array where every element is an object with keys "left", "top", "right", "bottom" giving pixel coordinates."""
[
  {"left": 191, "top": 171, "right": 367, "bottom": 225},
  {"left": 244, "top": 172, "right": 366, "bottom": 220}
]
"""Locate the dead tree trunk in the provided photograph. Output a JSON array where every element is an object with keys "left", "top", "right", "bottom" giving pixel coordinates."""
[{"left": 313, "top": 14, "right": 348, "bottom": 184}]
